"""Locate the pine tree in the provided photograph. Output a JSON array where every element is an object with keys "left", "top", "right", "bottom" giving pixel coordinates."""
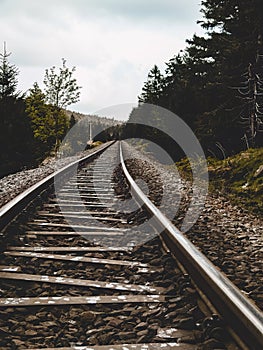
[
  {"left": 0, "top": 43, "right": 34, "bottom": 176},
  {"left": 138, "top": 65, "right": 163, "bottom": 104},
  {"left": 137, "top": 0, "right": 263, "bottom": 156},
  {"left": 0, "top": 42, "right": 19, "bottom": 98},
  {"left": 194, "top": 0, "right": 263, "bottom": 153},
  {"left": 26, "top": 83, "right": 55, "bottom": 157}
]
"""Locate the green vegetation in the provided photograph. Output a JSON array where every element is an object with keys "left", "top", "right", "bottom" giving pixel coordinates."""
[
  {"left": 26, "top": 82, "right": 69, "bottom": 158},
  {"left": 176, "top": 148, "right": 263, "bottom": 216},
  {"left": 0, "top": 44, "right": 119, "bottom": 177},
  {"left": 0, "top": 45, "right": 82, "bottom": 177},
  {"left": 0, "top": 42, "right": 20, "bottom": 98},
  {"left": 0, "top": 44, "right": 122, "bottom": 178},
  {"left": 43, "top": 59, "right": 81, "bottom": 149},
  {"left": 125, "top": 0, "right": 263, "bottom": 216},
  {"left": 0, "top": 44, "right": 34, "bottom": 176},
  {"left": 208, "top": 148, "right": 263, "bottom": 216},
  {"left": 134, "top": 0, "right": 263, "bottom": 158}
]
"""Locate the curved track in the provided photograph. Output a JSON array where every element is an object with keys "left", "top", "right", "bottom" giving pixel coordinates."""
[{"left": 0, "top": 141, "right": 262, "bottom": 349}]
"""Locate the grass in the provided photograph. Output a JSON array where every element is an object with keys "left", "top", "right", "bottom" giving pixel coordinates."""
[{"left": 175, "top": 148, "right": 263, "bottom": 217}]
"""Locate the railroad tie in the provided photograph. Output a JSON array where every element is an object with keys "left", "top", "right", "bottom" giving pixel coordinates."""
[
  {"left": 23, "top": 343, "right": 197, "bottom": 350},
  {"left": 0, "top": 272, "right": 163, "bottom": 293},
  {"left": 4, "top": 251, "right": 148, "bottom": 267},
  {"left": 0, "top": 295, "right": 167, "bottom": 307}
]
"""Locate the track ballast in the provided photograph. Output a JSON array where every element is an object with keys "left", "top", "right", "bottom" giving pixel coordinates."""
[{"left": 0, "top": 141, "right": 262, "bottom": 350}]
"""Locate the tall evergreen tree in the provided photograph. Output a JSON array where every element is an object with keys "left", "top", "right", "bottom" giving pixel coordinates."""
[
  {"left": 0, "top": 43, "right": 34, "bottom": 176},
  {"left": 138, "top": 65, "right": 163, "bottom": 105},
  {"left": 191, "top": 0, "right": 263, "bottom": 153},
  {"left": 137, "top": 0, "right": 263, "bottom": 157},
  {"left": 26, "top": 82, "right": 57, "bottom": 158},
  {"left": 0, "top": 42, "right": 19, "bottom": 98}
]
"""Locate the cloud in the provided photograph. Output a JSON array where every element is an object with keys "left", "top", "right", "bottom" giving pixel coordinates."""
[
  {"left": 62, "top": 0, "right": 202, "bottom": 24},
  {"left": 0, "top": 0, "right": 204, "bottom": 120},
  {"left": 1, "top": 0, "right": 202, "bottom": 24}
]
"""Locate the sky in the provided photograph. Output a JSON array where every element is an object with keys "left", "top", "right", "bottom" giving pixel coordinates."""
[{"left": 0, "top": 0, "right": 204, "bottom": 120}]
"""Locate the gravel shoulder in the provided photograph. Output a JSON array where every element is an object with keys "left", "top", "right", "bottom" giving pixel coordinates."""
[
  {"left": 1, "top": 141, "right": 262, "bottom": 310},
  {"left": 0, "top": 141, "right": 237, "bottom": 349},
  {"left": 0, "top": 143, "right": 107, "bottom": 209},
  {"left": 122, "top": 141, "right": 263, "bottom": 310}
]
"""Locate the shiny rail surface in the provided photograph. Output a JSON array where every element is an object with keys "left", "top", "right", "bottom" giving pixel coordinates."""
[
  {"left": 0, "top": 141, "right": 115, "bottom": 231},
  {"left": 119, "top": 142, "right": 263, "bottom": 349},
  {"left": 0, "top": 141, "right": 262, "bottom": 349}
]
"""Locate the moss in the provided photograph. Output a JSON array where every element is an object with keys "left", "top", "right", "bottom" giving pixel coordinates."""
[
  {"left": 91, "top": 141, "right": 103, "bottom": 147},
  {"left": 173, "top": 157, "right": 193, "bottom": 182},
  {"left": 175, "top": 148, "right": 263, "bottom": 217}
]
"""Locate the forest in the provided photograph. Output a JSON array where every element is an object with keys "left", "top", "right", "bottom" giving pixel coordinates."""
[
  {"left": 0, "top": 50, "right": 118, "bottom": 178},
  {"left": 1, "top": 0, "right": 263, "bottom": 179},
  {"left": 126, "top": 0, "right": 263, "bottom": 160}
]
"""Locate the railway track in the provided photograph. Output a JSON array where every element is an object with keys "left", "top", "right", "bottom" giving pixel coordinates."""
[{"left": 0, "top": 141, "right": 262, "bottom": 349}]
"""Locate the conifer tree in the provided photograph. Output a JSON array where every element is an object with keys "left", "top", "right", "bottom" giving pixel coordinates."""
[
  {"left": 138, "top": 65, "right": 163, "bottom": 104},
  {"left": 26, "top": 83, "right": 55, "bottom": 157},
  {"left": 0, "top": 42, "right": 19, "bottom": 98},
  {"left": 0, "top": 43, "right": 34, "bottom": 176},
  {"left": 136, "top": 0, "right": 263, "bottom": 156}
]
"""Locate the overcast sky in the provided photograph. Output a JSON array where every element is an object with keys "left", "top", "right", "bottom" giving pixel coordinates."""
[{"left": 0, "top": 0, "right": 204, "bottom": 120}]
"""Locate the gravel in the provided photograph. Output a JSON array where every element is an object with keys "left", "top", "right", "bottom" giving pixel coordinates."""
[
  {"left": 0, "top": 144, "right": 234, "bottom": 349},
  {"left": 1, "top": 140, "right": 262, "bottom": 312},
  {"left": 0, "top": 237, "right": 226, "bottom": 349},
  {"left": 122, "top": 141, "right": 263, "bottom": 311},
  {"left": 0, "top": 144, "right": 107, "bottom": 208}
]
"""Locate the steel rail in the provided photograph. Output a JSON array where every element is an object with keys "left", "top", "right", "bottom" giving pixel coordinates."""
[
  {"left": 0, "top": 141, "right": 115, "bottom": 232},
  {"left": 119, "top": 141, "right": 263, "bottom": 349}
]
